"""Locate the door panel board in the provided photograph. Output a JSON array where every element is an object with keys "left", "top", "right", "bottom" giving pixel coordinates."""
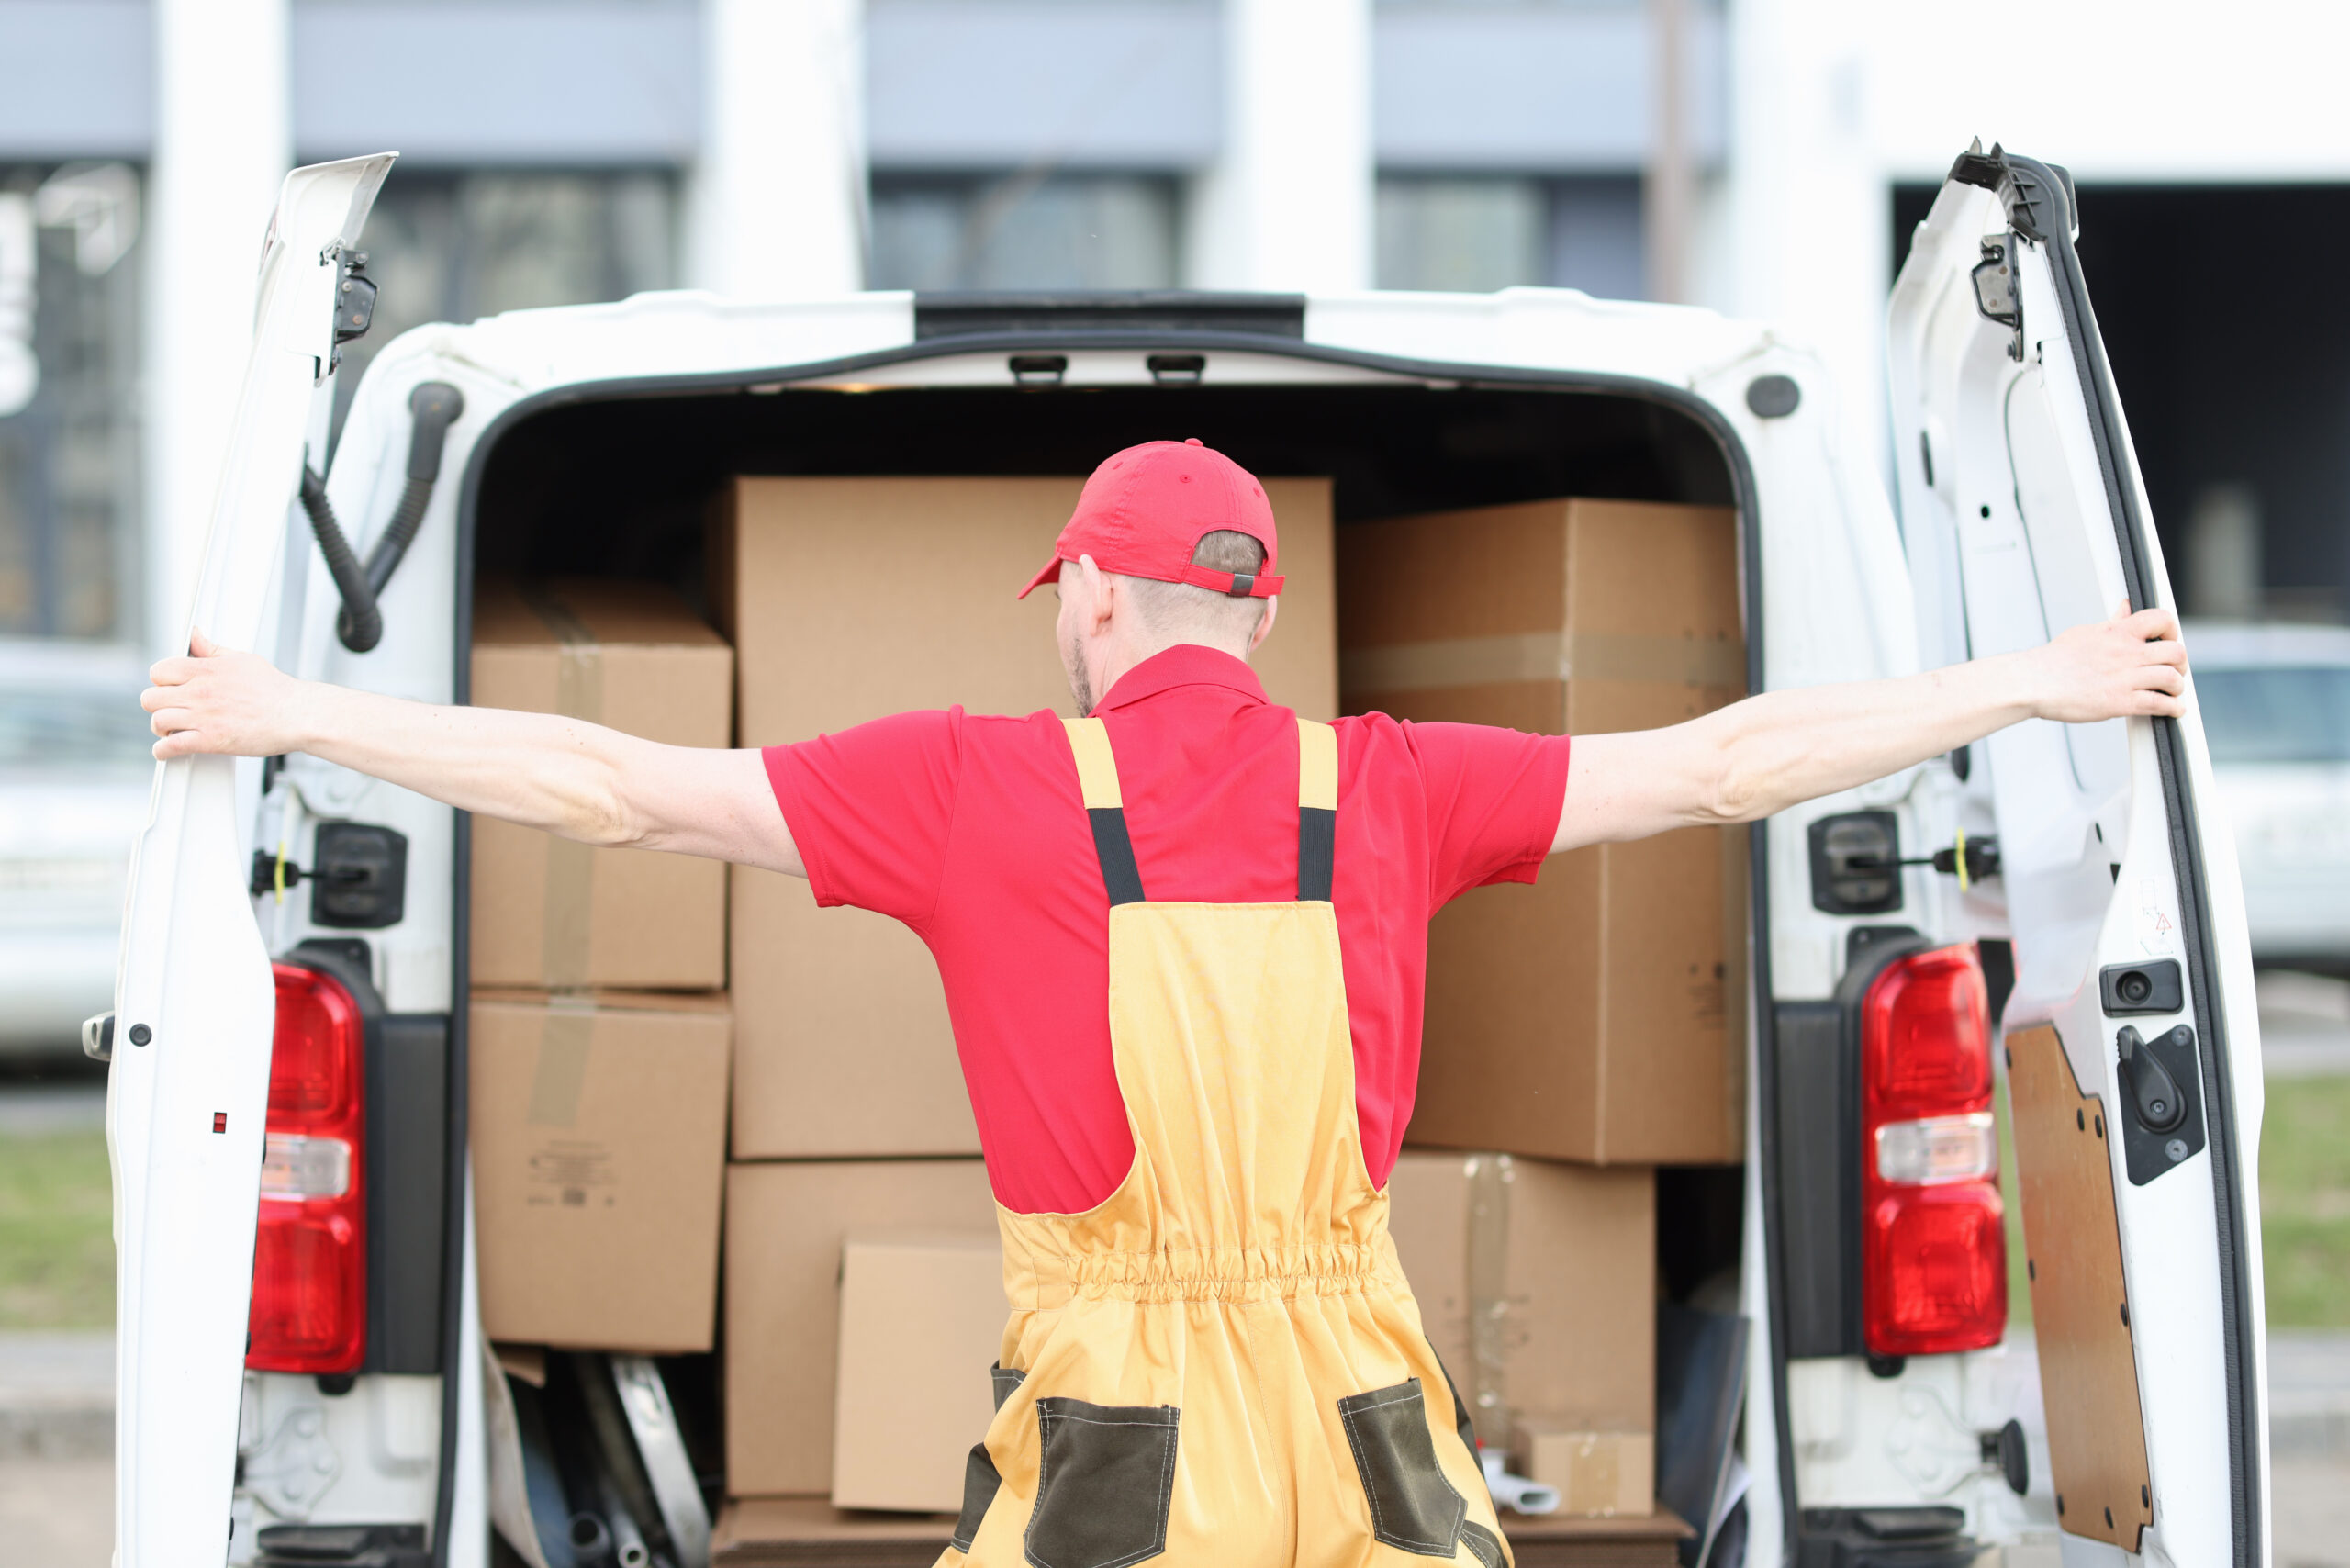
[{"left": 2007, "top": 1023, "right": 2153, "bottom": 1551}]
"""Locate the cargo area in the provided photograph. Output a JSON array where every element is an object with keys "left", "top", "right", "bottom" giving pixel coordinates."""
[{"left": 458, "top": 375, "right": 1756, "bottom": 1565}]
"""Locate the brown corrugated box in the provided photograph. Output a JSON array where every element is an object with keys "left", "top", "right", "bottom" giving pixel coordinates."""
[
  {"left": 471, "top": 577, "right": 733, "bottom": 990},
  {"left": 713, "top": 1497, "right": 954, "bottom": 1565},
  {"left": 723, "top": 1159, "right": 1001, "bottom": 1495},
  {"left": 1514, "top": 1421, "right": 1655, "bottom": 1518},
  {"left": 1341, "top": 498, "right": 1747, "bottom": 1165},
  {"left": 469, "top": 990, "right": 731, "bottom": 1350},
  {"left": 1384, "top": 1151, "right": 1654, "bottom": 1448},
  {"left": 831, "top": 1231, "right": 1007, "bottom": 1511},
  {"left": 711, "top": 476, "right": 1337, "bottom": 1158}
]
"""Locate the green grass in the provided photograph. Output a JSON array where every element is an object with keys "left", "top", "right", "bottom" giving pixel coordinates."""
[
  {"left": 0, "top": 1129, "right": 114, "bottom": 1329},
  {"left": 1997, "top": 1078, "right": 2032, "bottom": 1328},
  {"left": 2259, "top": 1073, "right": 2350, "bottom": 1328},
  {"left": 0, "top": 1080, "right": 2344, "bottom": 1336}
]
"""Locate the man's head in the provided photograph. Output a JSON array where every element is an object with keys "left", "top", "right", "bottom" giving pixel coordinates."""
[{"left": 1021, "top": 440, "right": 1282, "bottom": 714}]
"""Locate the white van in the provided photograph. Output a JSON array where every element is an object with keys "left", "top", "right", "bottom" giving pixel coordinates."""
[{"left": 101, "top": 146, "right": 2269, "bottom": 1568}]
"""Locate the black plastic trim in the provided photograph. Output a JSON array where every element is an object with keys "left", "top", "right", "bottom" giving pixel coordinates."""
[
  {"left": 442, "top": 308, "right": 1779, "bottom": 1559},
  {"left": 1777, "top": 927, "right": 1928, "bottom": 1360},
  {"left": 1997, "top": 151, "right": 2260, "bottom": 1567},
  {"left": 914, "top": 290, "right": 1305, "bottom": 341}
]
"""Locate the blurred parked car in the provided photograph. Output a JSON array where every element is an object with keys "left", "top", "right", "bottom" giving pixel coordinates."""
[
  {"left": 0, "top": 638, "right": 153, "bottom": 1058},
  {"left": 2188, "top": 620, "right": 2350, "bottom": 967}
]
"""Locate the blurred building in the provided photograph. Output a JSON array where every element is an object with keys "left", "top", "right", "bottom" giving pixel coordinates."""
[{"left": 1, "top": 0, "right": 2346, "bottom": 654}]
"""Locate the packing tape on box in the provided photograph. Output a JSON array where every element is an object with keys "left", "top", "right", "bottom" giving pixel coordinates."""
[
  {"left": 1466, "top": 1152, "right": 1513, "bottom": 1438},
  {"left": 1339, "top": 631, "right": 1743, "bottom": 694},
  {"left": 522, "top": 585, "right": 604, "bottom": 989},
  {"left": 526, "top": 1002, "right": 597, "bottom": 1127}
]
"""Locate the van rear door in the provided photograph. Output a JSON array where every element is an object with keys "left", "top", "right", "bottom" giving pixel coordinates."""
[
  {"left": 107, "top": 153, "right": 394, "bottom": 1564},
  {"left": 1887, "top": 147, "right": 2267, "bottom": 1564}
]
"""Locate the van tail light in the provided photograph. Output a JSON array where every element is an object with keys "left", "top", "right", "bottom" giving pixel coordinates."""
[
  {"left": 249, "top": 963, "right": 367, "bottom": 1373},
  {"left": 1859, "top": 943, "right": 2006, "bottom": 1357}
]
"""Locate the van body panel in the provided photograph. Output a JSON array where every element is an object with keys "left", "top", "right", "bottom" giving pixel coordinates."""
[
  {"left": 110, "top": 152, "right": 395, "bottom": 1567},
  {"left": 1888, "top": 151, "right": 2268, "bottom": 1565}
]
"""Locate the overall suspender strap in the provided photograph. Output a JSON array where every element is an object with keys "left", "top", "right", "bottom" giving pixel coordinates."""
[
  {"left": 1066, "top": 715, "right": 1335, "bottom": 905},
  {"left": 1065, "top": 717, "right": 1146, "bottom": 905},
  {"left": 1297, "top": 718, "right": 1337, "bottom": 902}
]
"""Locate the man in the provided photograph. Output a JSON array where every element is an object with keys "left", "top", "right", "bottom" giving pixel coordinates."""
[{"left": 147, "top": 439, "right": 2186, "bottom": 1567}]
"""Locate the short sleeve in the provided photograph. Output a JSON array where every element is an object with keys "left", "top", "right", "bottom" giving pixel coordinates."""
[
  {"left": 1406, "top": 722, "right": 1572, "bottom": 913},
  {"left": 764, "top": 709, "right": 964, "bottom": 928}
]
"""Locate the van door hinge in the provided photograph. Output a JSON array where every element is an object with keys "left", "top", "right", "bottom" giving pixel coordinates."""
[
  {"left": 1972, "top": 236, "right": 2024, "bottom": 361},
  {"left": 328, "top": 250, "right": 377, "bottom": 375}
]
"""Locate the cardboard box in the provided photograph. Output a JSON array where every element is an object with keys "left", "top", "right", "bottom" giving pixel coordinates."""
[
  {"left": 724, "top": 1159, "right": 1001, "bottom": 1495},
  {"left": 711, "top": 476, "right": 1336, "bottom": 1158},
  {"left": 714, "top": 1497, "right": 954, "bottom": 1565},
  {"left": 469, "top": 991, "right": 731, "bottom": 1350},
  {"left": 1384, "top": 1151, "right": 1654, "bottom": 1448},
  {"left": 832, "top": 1231, "right": 1007, "bottom": 1511},
  {"left": 471, "top": 577, "right": 733, "bottom": 990},
  {"left": 1514, "top": 1421, "right": 1655, "bottom": 1518},
  {"left": 1339, "top": 498, "right": 1747, "bottom": 1164}
]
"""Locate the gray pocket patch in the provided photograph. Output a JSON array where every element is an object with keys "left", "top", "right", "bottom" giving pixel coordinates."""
[
  {"left": 1023, "top": 1396, "right": 1179, "bottom": 1568},
  {"left": 1337, "top": 1377, "right": 1469, "bottom": 1557}
]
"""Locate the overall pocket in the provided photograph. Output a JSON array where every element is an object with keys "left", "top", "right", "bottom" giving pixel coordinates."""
[
  {"left": 1024, "top": 1396, "right": 1181, "bottom": 1568},
  {"left": 1337, "top": 1377, "right": 1469, "bottom": 1558}
]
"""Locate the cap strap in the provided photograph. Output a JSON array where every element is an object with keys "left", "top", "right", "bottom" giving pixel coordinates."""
[
  {"left": 1297, "top": 719, "right": 1336, "bottom": 902},
  {"left": 1064, "top": 717, "right": 1144, "bottom": 906},
  {"left": 1177, "top": 565, "right": 1285, "bottom": 599}
]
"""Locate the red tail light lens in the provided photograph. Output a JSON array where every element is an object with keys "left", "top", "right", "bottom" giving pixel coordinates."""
[
  {"left": 1860, "top": 944, "right": 2005, "bottom": 1356},
  {"left": 249, "top": 964, "right": 366, "bottom": 1373}
]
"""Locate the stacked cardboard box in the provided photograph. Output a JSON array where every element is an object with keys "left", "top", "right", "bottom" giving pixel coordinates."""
[
  {"left": 470, "top": 577, "right": 732, "bottom": 991},
  {"left": 709, "top": 474, "right": 1338, "bottom": 1528},
  {"left": 1345, "top": 496, "right": 1749, "bottom": 1525},
  {"left": 1386, "top": 1152, "right": 1656, "bottom": 1510},
  {"left": 1338, "top": 498, "right": 1748, "bottom": 1167},
  {"left": 467, "top": 578, "right": 736, "bottom": 1354},
  {"left": 710, "top": 476, "right": 1337, "bottom": 1159}
]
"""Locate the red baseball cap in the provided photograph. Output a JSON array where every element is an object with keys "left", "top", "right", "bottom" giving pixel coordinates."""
[{"left": 1017, "top": 439, "right": 1284, "bottom": 599}]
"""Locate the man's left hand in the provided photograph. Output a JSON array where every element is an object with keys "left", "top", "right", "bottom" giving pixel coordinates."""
[{"left": 2024, "top": 603, "right": 2188, "bottom": 724}]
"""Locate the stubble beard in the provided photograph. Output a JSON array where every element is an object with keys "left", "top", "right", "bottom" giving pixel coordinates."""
[{"left": 1065, "top": 635, "right": 1095, "bottom": 718}]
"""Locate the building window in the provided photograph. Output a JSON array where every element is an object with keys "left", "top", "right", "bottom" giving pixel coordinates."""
[
  {"left": 1375, "top": 174, "right": 1645, "bottom": 300},
  {"left": 336, "top": 170, "right": 677, "bottom": 436},
  {"left": 0, "top": 162, "right": 141, "bottom": 641},
  {"left": 869, "top": 174, "right": 1179, "bottom": 291}
]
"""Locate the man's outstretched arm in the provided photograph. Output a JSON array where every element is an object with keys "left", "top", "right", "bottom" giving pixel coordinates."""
[
  {"left": 142, "top": 630, "right": 804, "bottom": 877},
  {"left": 1555, "top": 605, "right": 2190, "bottom": 853}
]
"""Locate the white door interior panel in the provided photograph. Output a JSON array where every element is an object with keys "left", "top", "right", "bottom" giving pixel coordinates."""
[{"left": 108, "top": 152, "right": 396, "bottom": 1567}]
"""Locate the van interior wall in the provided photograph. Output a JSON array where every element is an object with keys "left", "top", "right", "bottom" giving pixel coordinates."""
[{"left": 471, "top": 384, "right": 1736, "bottom": 604}]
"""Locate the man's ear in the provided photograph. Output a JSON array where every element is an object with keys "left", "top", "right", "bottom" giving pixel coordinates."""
[
  {"left": 1076, "top": 554, "right": 1118, "bottom": 635},
  {"left": 1248, "top": 595, "right": 1279, "bottom": 655}
]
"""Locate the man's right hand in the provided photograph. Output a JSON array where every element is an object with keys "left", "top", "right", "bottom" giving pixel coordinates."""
[
  {"left": 144, "top": 628, "right": 321, "bottom": 759},
  {"left": 139, "top": 629, "right": 805, "bottom": 878}
]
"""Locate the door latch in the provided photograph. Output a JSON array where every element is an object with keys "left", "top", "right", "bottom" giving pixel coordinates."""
[
  {"left": 2111, "top": 1022, "right": 2205, "bottom": 1184},
  {"left": 2114, "top": 1026, "right": 2187, "bottom": 1132},
  {"left": 250, "top": 823, "right": 408, "bottom": 929}
]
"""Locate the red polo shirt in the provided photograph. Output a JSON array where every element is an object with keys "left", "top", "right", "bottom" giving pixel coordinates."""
[{"left": 764, "top": 645, "right": 1572, "bottom": 1214}]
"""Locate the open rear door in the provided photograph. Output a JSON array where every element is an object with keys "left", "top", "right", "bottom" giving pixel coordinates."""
[
  {"left": 1889, "top": 148, "right": 2267, "bottom": 1564},
  {"left": 107, "top": 154, "right": 394, "bottom": 1564}
]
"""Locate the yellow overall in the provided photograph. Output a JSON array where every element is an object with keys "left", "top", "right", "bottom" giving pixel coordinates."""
[{"left": 941, "top": 717, "right": 1510, "bottom": 1568}]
